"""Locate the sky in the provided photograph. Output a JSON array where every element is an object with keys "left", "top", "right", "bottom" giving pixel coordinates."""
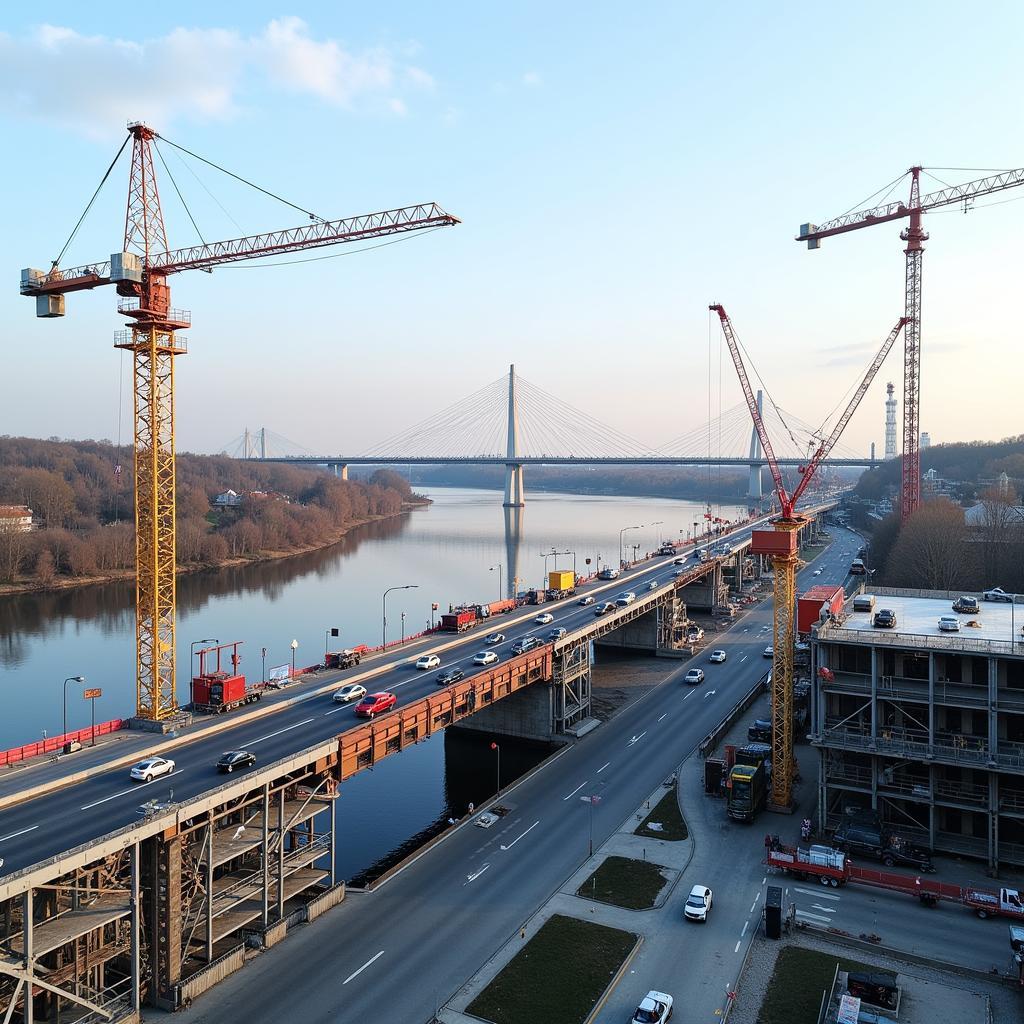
[{"left": 2, "top": 3, "right": 1022, "bottom": 460}]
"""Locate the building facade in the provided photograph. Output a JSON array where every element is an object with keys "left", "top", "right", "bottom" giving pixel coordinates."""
[
  {"left": 811, "top": 587, "right": 1024, "bottom": 870},
  {"left": 0, "top": 505, "right": 33, "bottom": 532}
]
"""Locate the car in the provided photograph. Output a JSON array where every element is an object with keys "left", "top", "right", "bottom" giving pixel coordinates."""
[
  {"left": 130, "top": 756, "right": 175, "bottom": 783},
  {"left": 598, "top": 567, "right": 620, "bottom": 580},
  {"left": 952, "top": 595, "right": 980, "bottom": 614},
  {"left": 547, "top": 627, "right": 567, "bottom": 641},
  {"left": 534, "top": 612, "right": 554, "bottom": 625},
  {"left": 937, "top": 615, "right": 961, "bottom": 632},
  {"left": 763, "top": 646, "right": 774, "bottom": 658},
  {"left": 216, "top": 750, "right": 256, "bottom": 773},
  {"left": 473, "top": 651, "right": 499, "bottom": 666},
  {"left": 415, "top": 654, "right": 441, "bottom": 670},
  {"left": 813, "top": 568, "right": 823, "bottom": 576},
  {"left": 648, "top": 580, "right": 660, "bottom": 590},
  {"left": 616, "top": 592, "right": 637, "bottom": 606},
  {"left": 984, "top": 587, "right": 1013, "bottom": 602},
  {"left": 673, "top": 556, "right": 688, "bottom": 565},
  {"left": 578, "top": 595, "right": 595, "bottom": 606},
  {"left": 474, "top": 811, "right": 501, "bottom": 829},
  {"left": 684, "top": 668, "right": 704, "bottom": 685},
  {"left": 709, "top": 650, "right": 727, "bottom": 663},
  {"left": 333, "top": 683, "right": 367, "bottom": 704},
  {"left": 684, "top": 884, "right": 713, "bottom": 922},
  {"left": 354, "top": 692, "right": 397, "bottom": 717},
  {"left": 485, "top": 632, "right": 505, "bottom": 644},
  {"left": 594, "top": 602, "right": 616, "bottom": 616},
  {"left": 436, "top": 667, "right": 464, "bottom": 685},
  {"left": 673, "top": 568, "right": 687, "bottom": 578},
  {"left": 631, "top": 991, "right": 673, "bottom": 1024},
  {"left": 510, "top": 636, "right": 541, "bottom": 655},
  {"left": 872, "top": 609, "right": 897, "bottom": 629}
]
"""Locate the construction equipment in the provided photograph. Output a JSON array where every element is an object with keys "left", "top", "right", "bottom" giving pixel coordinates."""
[
  {"left": 21, "top": 122, "right": 459, "bottom": 721},
  {"left": 710, "top": 304, "right": 907, "bottom": 807},
  {"left": 797, "top": 165, "right": 1024, "bottom": 521}
]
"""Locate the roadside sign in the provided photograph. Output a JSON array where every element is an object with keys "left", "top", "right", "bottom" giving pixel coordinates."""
[
  {"left": 83, "top": 688, "right": 102, "bottom": 699},
  {"left": 268, "top": 664, "right": 290, "bottom": 682}
]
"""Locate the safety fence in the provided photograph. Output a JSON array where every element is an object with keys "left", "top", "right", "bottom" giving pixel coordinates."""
[{"left": 0, "top": 718, "right": 126, "bottom": 767}]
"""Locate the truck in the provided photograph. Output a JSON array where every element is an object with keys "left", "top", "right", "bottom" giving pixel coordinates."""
[
  {"left": 483, "top": 598, "right": 517, "bottom": 616},
  {"left": 546, "top": 570, "right": 577, "bottom": 599},
  {"left": 727, "top": 761, "right": 767, "bottom": 821},
  {"left": 325, "top": 648, "right": 363, "bottom": 669},
  {"left": 658, "top": 543, "right": 677, "bottom": 556},
  {"left": 440, "top": 610, "right": 478, "bottom": 633},
  {"left": 797, "top": 584, "right": 845, "bottom": 634},
  {"left": 190, "top": 641, "right": 266, "bottom": 714}
]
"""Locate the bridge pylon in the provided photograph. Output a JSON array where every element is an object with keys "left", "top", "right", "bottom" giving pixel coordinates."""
[
  {"left": 503, "top": 363, "right": 525, "bottom": 507},
  {"left": 747, "top": 389, "right": 764, "bottom": 503}
]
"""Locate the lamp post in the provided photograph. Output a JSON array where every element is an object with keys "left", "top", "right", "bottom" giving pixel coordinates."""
[
  {"left": 619, "top": 525, "right": 642, "bottom": 568},
  {"left": 290, "top": 639, "right": 299, "bottom": 678},
  {"left": 650, "top": 520, "right": 664, "bottom": 544},
  {"left": 693, "top": 521, "right": 699, "bottom": 546},
  {"left": 383, "top": 585, "right": 418, "bottom": 650},
  {"left": 401, "top": 611, "right": 406, "bottom": 644},
  {"left": 190, "top": 638, "right": 218, "bottom": 679},
  {"left": 491, "top": 741, "right": 501, "bottom": 794},
  {"left": 489, "top": 564, "right": 502, "bottom": 601},
  {"left": 62, "top": 675, "right": 85, "bottom": 752}
]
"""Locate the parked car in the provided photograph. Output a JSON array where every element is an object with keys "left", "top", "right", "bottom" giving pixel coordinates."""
[
  {"left": 937, "top": 615, "right": 961, "bottom": 632},
  {"left": 333, "top": 683, "right": 367, "bottom": 704},
  {"left": 510, "top": 636, "right": 541, "bottom": 655},
  {"left": 594, "top": 602, "right": 616, "bottom": 616},
  {"left": 832, "top": 822, "right": 933, "bottom": 871},
  {"left": 763, "top": 646, "right": 774, "bottom": 658},
  {"left": 952, "top": 595, "right": 980, "bottom": 614},
  {"left": 473, "top": 651, "right": 499, "bottom": 666},
  {"left": 415, "top": 654, "right": 441, "bottom": 670},
  {"left": 547, "top": 627, "right": 567, "bottom": 641},
  {"left": 598, "top": 567, "right": 620, "bottom": 580},
  {"left": 631, "top": 991, "right": 673, "bottom": 1024},
  {"left": 747, "top": 719, "right": 772, "bottom": 743},
  {"left": 684, "top": 668, "right": 705, "bottom": 685},
  {"left": 216, "top": 750, "right": 256, "bottom": 773},
  {"left": 354, "top": 692, "right": 397, "bottom": 717},
  {"left": 872, "top": 609, "right": 897, "bottom": 629},
  {"left": 436, "top": 667, "right": 464, "bottom": 685},
  {"left": 984, "top": 587, "right": 1013, "bottom": 602},
  {"left": 709, "top": 650, "right": 727, "bottom": 663},
  {"left": 616, "top": 592, "right": 637, "bottom": 606},
  {"left": 130, "top": 756, "right": 175, "bottom": 782},
  {"left": 684, "top": 884, "right": 713, "bottom": 922},
  {"left": 534, "top": 612, "right": 554, "bottom": 625},
  {"left": 578, "top": 596, "right": 595, "bottom": 606},
  {"left": 485, "top": 632, "right": 505, "bottom": 644}
]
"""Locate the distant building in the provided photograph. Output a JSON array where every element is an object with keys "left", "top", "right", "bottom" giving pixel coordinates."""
[
  {"left": 920, "top": 431, "right": 931, "bottom": 448},
  {"left": 964, "top": 501, "right": 1024, "bottom": 530},
  {"left": 0, "top": 505, "right": 33, "bottom": 532},
  {"left": 213, "top": 490, "right": 242, "bottom": 508}
]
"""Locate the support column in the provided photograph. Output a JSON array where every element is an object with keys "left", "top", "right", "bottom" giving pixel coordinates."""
[
  {"left": 503, "top": 363, "right": 525, "bottom": 507},
  {"left": 131, "top": 844, "right": 141, "bottom": 1017},
  {"left": 259, "top": 427, "right": 266, "bottom": 460},
  {"left": 277, "top": 791, "right": 285, "bottom": 921},
  {"left": 262, "top": 784, "right": 270, "bottom": 927},
  {"left": 23, "top": 889, "right": 33, "bottom": 1024},
  {"left": 869, "top": 647, "right": 878, "bottom": 745},
  {"left": 330, "top": 795, "right": 337, "bottom": 887},
  {"left": 205, "top": 817, "right": 214, "bottom": 963},
  {"left": 927, "top": 652, "right": 936, "bottom": 753}
]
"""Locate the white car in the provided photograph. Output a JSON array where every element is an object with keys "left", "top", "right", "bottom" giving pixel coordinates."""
[
  {"left": 616, "top": 592, "right": 637, "bottom": 606},
  {"left": 673, "top": 556, "right": 687, "bottom": 565},
  {"left": 474, "top": 811, "right": 500, "bottom": 829},
  {"left": 578, "top": 595, "right": 595, "bottom": 606},
  {"left": 631, "top": 991, "right": 673, "bottom": 1024},
  {"left": 813, "top": 568, "right": 823, "bottom": 576},
  {"left": 673, "top": 568, "right": 687, "bottom": 578},
  {"left": 485, "top": 632, "right": 505, "bottom": 644},
  {"left": 415, "top": 654, "right": 441, "bottom": 670},
  {"left": 937, "top": 615, "right": 961, "bottom": 632},
  {"left": 333, "top": 683, "right": 367, "bottom": 704},
  {"left": 984, "top": 587, "right": 1013, "bottom": 602},
  {"left": 130, "top": 756, "right": 175, "bottom": 783},
  {"left": 647, "top": 580, "right": 660, "bottom": 590},
  {"left": 473, "top": 650, "right": 499, "bottom": 665},
  {"left": 763, "top": 646, "right": 774, "bottom": 658},
  {"left": 535, "top": 612, "right": 554, "bottom": 625},
  {"left": 684, "top": 668, "right": 704, "bottom": 685},
  {"left": 684, "top": 884, "right": 713, "bottom": 922},
  {"left": 709, "top": 650, "right": 727, "bottom": 663}
]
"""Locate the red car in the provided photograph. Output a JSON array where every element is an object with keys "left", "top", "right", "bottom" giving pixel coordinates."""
[{"left": 354, "top": 691, "right": 397, "bottom": 717}]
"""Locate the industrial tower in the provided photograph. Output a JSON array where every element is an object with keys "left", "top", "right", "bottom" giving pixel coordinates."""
[{"left": 884, "top": 383, "right": 897, "bottom": 460}]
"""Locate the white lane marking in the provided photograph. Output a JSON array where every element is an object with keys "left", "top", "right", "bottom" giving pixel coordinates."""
[
  {"left": 812, "top": 904, "right": 837, "bottom": 914},
  {"left": 796, "top": 909, "right": 832, "bottom": 924},
  {"left": 323, "top": 703, "right": 355, "bottom": 716},
  {"left": 465, "top": 863, "right": 490, "bottom": 884},
  {"left": 703, "top": 690, "right": 716, "bottom": 699},
  {"left": 741, "top": 920, "right": 749, "bottom": 937},
  {"left": 682, "top": 690, "right": 694, "bottom": 700},
  {"left": 501, "top": 821, "right": 539, "bottom": 851},
  {"left": 794, "top": 887, "right": 840, "bottom": 901},
  {"left": 81, "top": 770, "right": 185, "bottom": 810},
  {"left": 750, "top": 899, "right": 758, "bottom": 914},
  {"left": 657, "top": 713, "right": 668, "bottom": 722},
  {"left": 739, "top": 655, "right": 748, "bottom": 662},
  {"left": 343, "top": 950, "right": 384, "bottom": 985},
  {"left": 563, "top": 782, "right": 587, "bottom": 801},
  {"left": 0, "top": 825, "right": 39, "bottom": 843},
  {"left": 733, "top": 940, "right": 741, "bottom": 953},
  {"left": 627, "top": 731, "right": 647, "bottom": 746},
  {"left": 596, "top": 762, "right": 611, "bottom": 774},
  {"left": 762, "top": 876, "right": 767, "bottom": 885},
  {"left": 248, "top": 717, "right": 316, "bottom": 745}
]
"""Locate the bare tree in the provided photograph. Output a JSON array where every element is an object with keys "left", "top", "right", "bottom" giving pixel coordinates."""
[
  {"left": 0, "top": 525, "right": 26, "bottom": 583},
  {"left": 976, "top": 485, "right": 1020, "bottom": 582},
  {"left": 887, "top": 499, "right": 970, "bottom": 590}
]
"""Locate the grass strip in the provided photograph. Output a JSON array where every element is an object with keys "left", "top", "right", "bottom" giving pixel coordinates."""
[
  {"left": 757, "top": 946, "right": 876, "bottom": 1024},
  {"left": 634, "top": 788, "right": 688, "bottom": 840},
  {"left": 466, "top": 914, "right": 637, "bottom": 1024},
  {"left": 577, "top": 855, "right": 669, "bottom": 910}
]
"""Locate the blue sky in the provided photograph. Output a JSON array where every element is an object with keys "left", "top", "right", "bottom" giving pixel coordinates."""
[{"left": 2, "top": 3, "right": 1022, "bottom": 459}]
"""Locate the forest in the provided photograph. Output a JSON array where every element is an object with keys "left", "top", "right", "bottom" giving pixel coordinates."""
[{"left": 0, "top": 437, "right": 417, "bottom": 590}]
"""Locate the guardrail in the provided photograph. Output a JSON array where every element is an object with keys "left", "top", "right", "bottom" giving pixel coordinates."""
[
  {"left": 698, "top": 671, "right": 771, "bottom": 758},
  {"left": 0, "top": 719, "right": 126, "bottom": 767}
]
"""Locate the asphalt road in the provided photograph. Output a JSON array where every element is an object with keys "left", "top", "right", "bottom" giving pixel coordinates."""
[{"left": 0, "top": 507, "right": 825, "bottom": 878}]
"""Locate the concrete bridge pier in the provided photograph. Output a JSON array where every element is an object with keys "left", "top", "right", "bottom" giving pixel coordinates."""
[
  {"left": 680, "top": 562, "right": 727, "bottom": 612},
  {"left": 502, "top": 364, "right": 526, "bottom": 508},
  {"left": 328, "top": 462, "right": 349, "bottom": 480},
  {"left": 593, "top": 592, "right": 691, "bottom": 658}
]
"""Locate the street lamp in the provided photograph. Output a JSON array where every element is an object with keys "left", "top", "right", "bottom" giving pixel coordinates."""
[
  {"left": 491, "top": 741, "right": 501, "bottom": 794},
  {"left": 619, "top": 525, "right": 643, "bottom": 568},
  {"left": 62, "top": 675, "right": 85, "bottom": 752},
  {"left": 190, "top": 638, "right": 218, "bottom": 678},
  {"left": 489, "top": 564, "right": 502, "bottom": 601},
  {"left": 401, "top": 611, "right": 407, "bottom": 644},
  {"left": 650, "top": 521, "right": 664, "bottom": 544},
  {"left": 290, "top": 639, "right": 299, "bottom": 678},
  {"left": 383, "top": 585, "right": 418, "bottom": 649}
]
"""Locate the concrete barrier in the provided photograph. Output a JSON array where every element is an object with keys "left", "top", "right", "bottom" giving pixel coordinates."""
[
  {"left": 306, "top": 883, "right": 346, "bottom": 922},
  {"left": 177, "top": 945, "right": 245, "bottom": 1006}
]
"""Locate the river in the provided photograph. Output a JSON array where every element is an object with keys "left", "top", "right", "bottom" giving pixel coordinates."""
[{"left": 0, "top": 486, "right": 744, "bottom": 880}]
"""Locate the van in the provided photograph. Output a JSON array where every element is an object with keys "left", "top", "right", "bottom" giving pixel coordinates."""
[{"left": 853, "top": 594, "right": 875, "bottom": 613}]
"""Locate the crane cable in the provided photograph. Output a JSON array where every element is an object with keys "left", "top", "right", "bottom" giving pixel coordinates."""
[{"left": 153, "top": 141, "right": 207, "bottom": 247}]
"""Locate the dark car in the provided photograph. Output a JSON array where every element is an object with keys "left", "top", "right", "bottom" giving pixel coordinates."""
[
  {"left": 873, "top": 609, "right": 897, "bottom": 628},
  {"left": 832, "top": 822, "right": 933, "bottom": 870},
  {"left": 217, "top": 750, "right": 256, "bottom": 773},
  {"left": 952, "top": 595, "right": 980, "bottom": 614},
  {"left": 747, "top": 719, "right": 772, "bottom": 743},
  {"left": 436, "top": 667, "right": 464, "bottom": 686}
]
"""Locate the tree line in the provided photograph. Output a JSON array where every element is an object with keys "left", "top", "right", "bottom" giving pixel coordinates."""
[{"left": 0, "top": 437, "right": 416, "bottom": 588}]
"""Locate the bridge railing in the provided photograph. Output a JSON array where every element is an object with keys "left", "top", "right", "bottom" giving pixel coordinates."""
[{"left": 0, "top": 719, "right": 126, "bottom": 767}]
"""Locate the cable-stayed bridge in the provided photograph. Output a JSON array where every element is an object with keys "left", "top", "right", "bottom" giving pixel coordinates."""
[{"left": 223, "top": 365, "right": 877, "bottom": 506}]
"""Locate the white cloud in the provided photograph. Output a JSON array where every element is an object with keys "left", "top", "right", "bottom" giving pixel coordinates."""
[
  {"left": 522, "top": 70, "right": 542, "bottom": 87},
  {"left": 0, "top": 19, "right": 431, "bottom": 137}
]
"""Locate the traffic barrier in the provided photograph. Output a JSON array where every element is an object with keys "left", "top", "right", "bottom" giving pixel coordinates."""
[
  {"left": 0, "top": 719, "right": 126, "bottom": 767},
  {"left": 697, "top": 673, "right": 769, "bottom": 758},
  {"left": 176, "top": 944, "right": 245, "bottom": 1006}
]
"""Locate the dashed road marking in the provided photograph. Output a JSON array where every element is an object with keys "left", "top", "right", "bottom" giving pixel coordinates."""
[
  {"left": 733, "top": 940, "right": 741, "bottom": 953},
  {"left": 794, "top": 887, "right": 840, "bottom": 900},
  {"left": 627, "top": 731, "right": 647, "bottom": 746},
  {"left": 81, "top": 770, "right": 185, "bottom": 810},
  {"left": 343, "top": 950, "right": 384, "bottom": 985},
  {"left": 249, "top": 717, "right": 316, "bottom": 745},
  {"left": 796, "top": 909, "right": 832, "bottom": 924},
  {"left": 0, "top": 825, "right": 39, "bottom": 843},
  {"left": 501, "top": 821, "right": 539, "bottom": 851},
  {"left": 596, "top": 762, "right": 611, "bottom": 774},
  {"left": 657, "top": 713, "right": 668, "bottom": 722},
  {"left": 563, "top": 782, "right": 587, "bottom": 801}
]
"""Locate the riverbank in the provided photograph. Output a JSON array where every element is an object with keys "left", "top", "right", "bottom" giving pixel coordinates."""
[{"left": 0, "top": 498, "right": 429, "bottom": 598}]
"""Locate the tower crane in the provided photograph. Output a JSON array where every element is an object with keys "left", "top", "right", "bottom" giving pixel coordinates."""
[
  {"left": 797, "top": 165, "right": 1024, "bottom": 522},
  {"left": 710, "top": 304, "right": 908, "bottom": 808},
  {"left": 20, "top": 122, "right": 459, "bottom": 722}
]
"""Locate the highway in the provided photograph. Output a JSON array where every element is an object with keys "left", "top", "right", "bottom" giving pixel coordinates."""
[{"left": 0, "top": 509, "right": 814, "bottom": 879}]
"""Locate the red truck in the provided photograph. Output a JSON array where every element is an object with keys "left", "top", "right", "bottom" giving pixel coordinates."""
[
  {"left": 325, "top": 647, "right": 365, "bottom": 669},
  {"left": 190, "top": 641, "right": 266, "bottom": 714},
  {"left": 797, "top": 584, "right": 845, "bottom": 635},
  {"left": 441, "top": 610, "right": 478, "bottom": 633}
]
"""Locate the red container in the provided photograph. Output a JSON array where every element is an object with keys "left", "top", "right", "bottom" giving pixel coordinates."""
[
  {"left": 798, "top": 585, "right": 845, "bottom": 634},
  {"left": 751, "top": 529, "right": 798, "bottom": 557},
  {"left": 192, "top": 673, "right": 247, "bottom": 707},
  {"left": 440, "top": 610, "right": 477, "bottom": 632}
]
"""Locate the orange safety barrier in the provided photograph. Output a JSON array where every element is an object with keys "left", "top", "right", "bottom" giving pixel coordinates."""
[{"left": 0, "top": 719, "right": 126, "bottom": 767}]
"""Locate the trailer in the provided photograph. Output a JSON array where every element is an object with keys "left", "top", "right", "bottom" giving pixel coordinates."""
[
  {"left": 191, "top": 641, "right": 266, "bottom": 713},
  {"left": 440, "top": 610, "right": 478, "bottom": 633},
  {"left": 325, "top": 648, "right": 363, "bottom": 669}
]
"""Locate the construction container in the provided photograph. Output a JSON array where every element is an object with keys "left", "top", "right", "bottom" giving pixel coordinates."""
[
  {"left": 440, "top": 610, "right": 477, "bottom": 632},
  {"left": 798, "top": 584, "right": 845, "bottom": 634},
  {"left": 548, "top": 570, "right": 575, "bottom": 592},
  {"left": 751, "top": 529, "right": 798, "bottom": 557}
]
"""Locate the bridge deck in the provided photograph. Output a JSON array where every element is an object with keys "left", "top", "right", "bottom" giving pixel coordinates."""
[
  {"left": 8, "top": 895, "right": 130, "bottom": 957},
  {"left": 209, "top": 868, "right": 327, "bottom": 943}
]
